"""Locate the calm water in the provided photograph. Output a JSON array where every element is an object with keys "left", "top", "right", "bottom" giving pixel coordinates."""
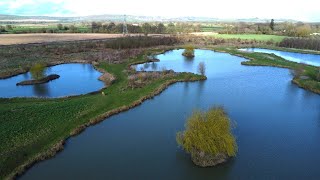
[
  {"left": 21, "top": 50, "right": 320, "bottom": 179},
  {"left": 239, "top": 48, "right": 320, "bottom": 66},
  {"left": 0, "top": 63, "right": 104, "bottom": 98}
]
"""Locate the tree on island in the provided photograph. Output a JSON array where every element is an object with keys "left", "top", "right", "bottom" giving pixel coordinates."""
[
  {"left": 30, "top": 63, "right": 46, "bottom": 80},
  {"left": 182, "top": 45, "right": 195, "bottom": 58},
  {"left": 176, "top": 107, "right": 237, "bottom": 167},
  {"left": 198, "top": 62, "right": 206, "bottom": 76}
]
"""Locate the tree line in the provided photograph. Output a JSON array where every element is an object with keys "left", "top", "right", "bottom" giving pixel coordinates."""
[
  {"left": 90, "top": 22, "right": 201, "bottom": 34},
  {"left": 279, "top": 37, "right": 320, "bottom": 51},
  {"left": 218, "top": 20, "right": 318, "bottom": 37}
]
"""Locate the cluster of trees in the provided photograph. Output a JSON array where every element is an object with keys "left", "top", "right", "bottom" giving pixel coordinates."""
[
  {"left": 0, "top": 24, "right": 79, "bottom": 34},
  {"left": 279, "top": 37, "right": 320, "bottom": 51},
  {"left": 0, "top": 25, "right": 13, "bottom": 33},
  {"left": 218, "top": 20, "right": 317, "bottom": 37},
  {"left": 103, "top": 36, "right": 178, "bottom": 49},
  {"left": 90, "top": 22, "right": 201, "bottom": 34}
]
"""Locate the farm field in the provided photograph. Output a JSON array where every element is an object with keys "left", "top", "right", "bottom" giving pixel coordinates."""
[
  {"left": 193, "top": 32, "right": 287, "bottom": 42},
  {"left": 0, "top": 33, "right": 125, "bottom": 45}
]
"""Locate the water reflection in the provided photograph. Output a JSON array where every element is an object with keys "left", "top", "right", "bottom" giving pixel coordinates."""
[
  {"left": 143, "top": 63, "right": 151, "bottom": 69},
  {"left": 151, "top": 62, "right": 158, "bottom": 70},
  {"left": 33, "top": 84, "right": 50, "bottom": 97},
  {"left": 0, "top": 63, "right": 104, "bottom": 98}
]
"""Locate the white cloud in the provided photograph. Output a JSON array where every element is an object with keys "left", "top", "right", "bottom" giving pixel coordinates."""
[{"left": 0, "top": 0, "right": 319, "bottom": 21}]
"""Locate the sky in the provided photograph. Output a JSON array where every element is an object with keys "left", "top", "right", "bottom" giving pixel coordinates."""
[{"left": 0, "top": 0, "right": 319, "bottom": 22}]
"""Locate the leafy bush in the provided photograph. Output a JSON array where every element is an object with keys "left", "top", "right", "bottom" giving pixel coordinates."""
[
  {"left": 30, "top": 63, "right": 46, "bottom": 80},
  {"left": 177, "top": 107, "right": 237, "bottom": 158},
  {"left": 182, "top": 45, "right": 195, "bottom": 57}
]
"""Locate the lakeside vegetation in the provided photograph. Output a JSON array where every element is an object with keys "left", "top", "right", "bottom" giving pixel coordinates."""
[
  {"left": 0, "top": 48, "right": 205, "bottom": 179},
  {"left": 177, "top": 107, "right": 237, "bottom": 167}
]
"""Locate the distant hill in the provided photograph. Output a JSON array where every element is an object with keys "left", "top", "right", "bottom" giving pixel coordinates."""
[{"left": 0, "top": 14, "right": 299, "bottom": 23}]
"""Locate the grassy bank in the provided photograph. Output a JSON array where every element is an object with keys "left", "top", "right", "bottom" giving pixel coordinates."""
[
  {"left": 0, "top": 49, "right": 205, "bottom": 179},
  {"left": 213, "top": 47, "right": 320, "bottom": 94}
]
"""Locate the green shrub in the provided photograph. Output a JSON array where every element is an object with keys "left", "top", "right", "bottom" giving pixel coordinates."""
[
  {"left": 177, "top": 107, "right": 237, "bottom": 157},
  {"left": 30, "top": 63, "right": 46, "bottom": 80},
  {"left": 182, "top": 45, "right": 195, "bottom": 57}
]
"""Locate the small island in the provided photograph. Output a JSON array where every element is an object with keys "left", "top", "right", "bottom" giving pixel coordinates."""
[
  {"left": 176, "top": 107, "right": 237, "bottom": 167},
  {"left": 16, "top": 63, "right": 60, "bottom": 86},
  {"left": 182, "top": 45, "right": 195, "bottom": 58},
  {"left": 16, "top": 74, "right": 60, "bottom": 86}
]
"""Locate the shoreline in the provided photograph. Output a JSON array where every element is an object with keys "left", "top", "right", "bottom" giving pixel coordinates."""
[
  {"left": 2, "top": 49, "right": 205, "bottom": 179},
  {"left": 8, "top": 75, "right": 206, "bottom": 180},
  {"left": 212, "top": 47, "right": 320, "bottom": 95}
]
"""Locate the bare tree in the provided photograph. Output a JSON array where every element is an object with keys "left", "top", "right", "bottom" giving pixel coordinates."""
[{"left": 198, "top": 62, "right": 206, "bottom": 76}]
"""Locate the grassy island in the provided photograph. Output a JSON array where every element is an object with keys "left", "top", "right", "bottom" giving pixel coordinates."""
[{"left": 176, "top": 107, "right": 237, "bottom": 167}]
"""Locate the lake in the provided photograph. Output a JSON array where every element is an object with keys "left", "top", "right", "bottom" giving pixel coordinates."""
[
  {"left": 21, "top": 49, "right": 320, "bottom": 179},
  {"left": 239, "top": 48, "right": 320, "bottom": 66},
  {"left": 0, "top": 63, "right": 104, "bottom": 98}
]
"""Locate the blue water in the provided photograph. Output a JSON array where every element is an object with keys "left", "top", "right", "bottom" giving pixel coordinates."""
[
  {"left": 239, "top": 48, "right": 320, "bottom": 66},
  {"left": 0, "top": 63, "right": 104, "bottom": 98},
  {"left": 21, "top": 50, "right": 320, "bottom": 179}
]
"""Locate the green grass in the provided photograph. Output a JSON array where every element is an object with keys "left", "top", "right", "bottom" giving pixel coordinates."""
[
  {"left": 200, "top": 26, "right": 225, "bottom": 32},
  {"left": 209, "top": 34, "right": 287, "bottom": 43},
  {"left": 0, "top": 50, "right": 205, "bottom": 179},
  {"left": 3, "top": 25, "right": 91, "bottom": 34}
]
